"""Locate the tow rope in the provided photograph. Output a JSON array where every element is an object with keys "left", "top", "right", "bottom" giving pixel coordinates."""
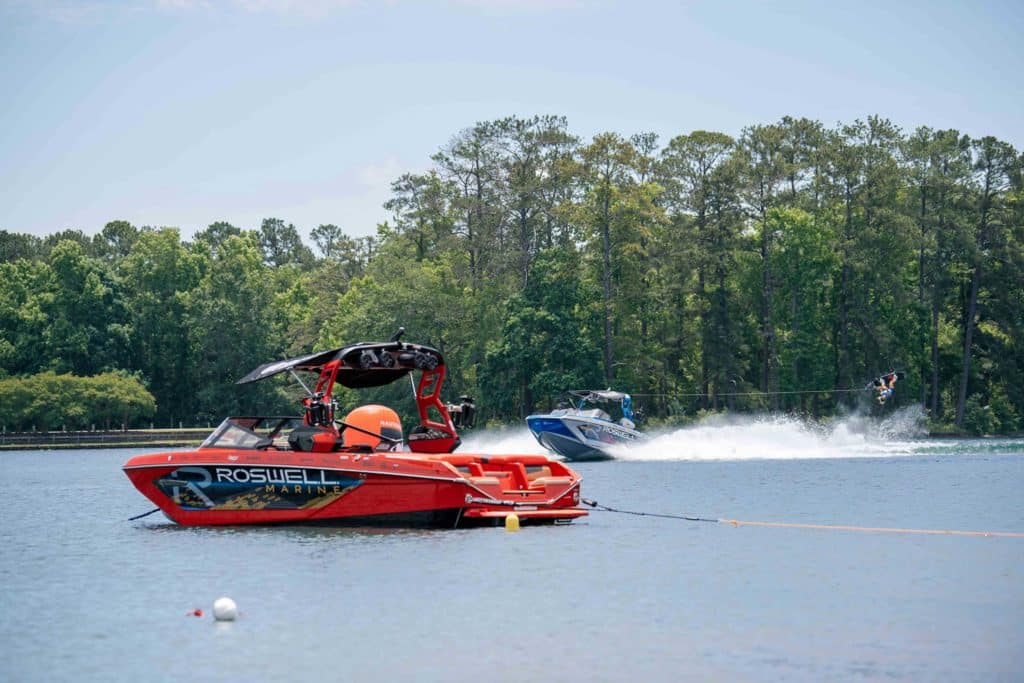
[
  {"left": 581, "top": 498, "right": 718, "bottom": 522},
  {"left": 128, "top": 508, "right": 161, "bottom": 521},
  {"left": 581, "top": 499, "right": 1024, "bottom": 538}
]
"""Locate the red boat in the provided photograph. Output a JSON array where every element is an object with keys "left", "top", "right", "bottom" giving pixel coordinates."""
[{"left": 123, "top": 330, "right": 587, "bottom": 527}]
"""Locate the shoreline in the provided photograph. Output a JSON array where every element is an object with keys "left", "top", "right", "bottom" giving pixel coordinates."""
[{"left": 0, "top": 429, "right": 207, "bottom": 451}]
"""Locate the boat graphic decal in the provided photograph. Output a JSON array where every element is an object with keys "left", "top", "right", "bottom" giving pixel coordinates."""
[
  {"left": 155, "top": 466, "right": 363, "bottom": 511},
  {"left": 577, "top": 422, "right": 641, "bottom": 444}
]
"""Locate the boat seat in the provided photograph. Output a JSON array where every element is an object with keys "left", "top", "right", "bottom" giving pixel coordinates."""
[
  {"left": 529, "top": 476, "right": 573, "bottom": 488},
  {"left": 467, "top": 476, "right": 501, "bottom": 486},
  {"left": 526, "top": 466, "right": 552, "bottom": 481},
  {"left": 509, "top": 463, "right": 530, "bottom": 489},
  {"left": 288, "top": 425, "right": 339, "bottom": 452}
]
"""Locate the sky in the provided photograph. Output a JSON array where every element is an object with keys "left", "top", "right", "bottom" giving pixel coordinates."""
[{"left": 1, "top": 0, "right": 1022, "bottom": 242}]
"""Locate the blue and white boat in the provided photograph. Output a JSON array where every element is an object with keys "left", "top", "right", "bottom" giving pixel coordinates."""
[{"left": 526, "top": 390, "right": 644, "bottom": 461}]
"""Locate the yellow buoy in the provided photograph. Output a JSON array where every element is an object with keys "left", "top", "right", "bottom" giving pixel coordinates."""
[{"left": 505, "top": 513, "right": 520, "bottom": 532}]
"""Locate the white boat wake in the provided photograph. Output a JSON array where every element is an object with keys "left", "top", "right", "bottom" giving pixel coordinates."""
[
  {"left": 460, "top": 406, "right": 951, "bottom": 461},
  {"left": 458, "top": 426, "right": 549, "bottom": 455}
]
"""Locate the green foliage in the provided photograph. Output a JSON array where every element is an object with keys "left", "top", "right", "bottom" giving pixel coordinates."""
[
  {"left": 96, "top": 220, "right": 140, "bottom": 260},
  {"left": 187, "top": 233, "right": 283, "bottom": 421},
  {"left": 767, "top": 206, "right": 839, "bottom": 412},
  {"left": 192, "top": 221, "right": 242, "bottom": 259},
  {"left": 259, "top": 218, "right": 314, "bottom": 268},
  {"left": 986, "top": 384, "right": 1020, "bottom": 433},
  {"left": 961, "top": 395, "right": 998, "bottom": 436},
  {"left": 0, "top": 114, "right": 1020, "bottom": 433},
  {"left": 483, "top": 248, "right": 601, "bottom": 417},
  {"left": 45, "top": 240, "right": 132, "bottom": 375},
  {"left": 1, "top": 229, "right": 42, "bottom": 261},
  {"left": 0, "top": 258, "right": 54, "bottom": 374},
  {"left": 0, "top": 372, "right": 155, "bottom": 431}
]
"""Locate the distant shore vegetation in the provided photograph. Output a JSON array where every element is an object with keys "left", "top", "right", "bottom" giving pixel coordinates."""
[
  {"left": 0, "top": 371, "right": 155, "bottom": 432},
  {"left": 1, "top": 115, "right": 1021, "bottom": 436}
]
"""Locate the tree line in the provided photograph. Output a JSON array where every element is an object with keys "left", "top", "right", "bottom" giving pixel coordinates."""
[{"left": 1, "top": 114, "right": 1021, "bottom": 435}]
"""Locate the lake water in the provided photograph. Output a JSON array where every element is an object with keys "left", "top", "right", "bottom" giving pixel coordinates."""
[{"left": 2, "top": 412, "right": 1022, "bottom": 682}]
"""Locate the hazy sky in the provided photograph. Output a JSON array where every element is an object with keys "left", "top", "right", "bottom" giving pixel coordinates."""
[{"left": 2, "top": 0, "right": 1022, "bottom": 242}]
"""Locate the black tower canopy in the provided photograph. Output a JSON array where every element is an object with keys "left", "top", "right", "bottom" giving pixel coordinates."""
[{"left": 235, "top": 341, "right": 445, "bottom": 389}]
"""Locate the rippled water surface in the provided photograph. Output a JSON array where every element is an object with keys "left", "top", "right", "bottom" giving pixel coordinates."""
[{"left": 2, "top": 424, "right": 1022, "bottom": 682}]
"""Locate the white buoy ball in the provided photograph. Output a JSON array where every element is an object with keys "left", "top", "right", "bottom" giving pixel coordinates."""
[{"left": 213, "top": 597, "right": 238, "bottom": 621}]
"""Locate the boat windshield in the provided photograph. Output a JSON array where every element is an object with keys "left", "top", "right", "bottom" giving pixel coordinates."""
[
  {"left": 575, "top": 408, "right": 612, "bottom": 421},
  {"left": 201, "top": 417, "right": 302, "bottom": 449}
]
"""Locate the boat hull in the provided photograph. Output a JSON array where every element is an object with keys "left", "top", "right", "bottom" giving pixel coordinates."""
[
  {"left": 123, "top": 449, "right": 586, "bottom": 527},
  {"left": 526, "top": 414, "right": 643, "bottom": 461}
]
